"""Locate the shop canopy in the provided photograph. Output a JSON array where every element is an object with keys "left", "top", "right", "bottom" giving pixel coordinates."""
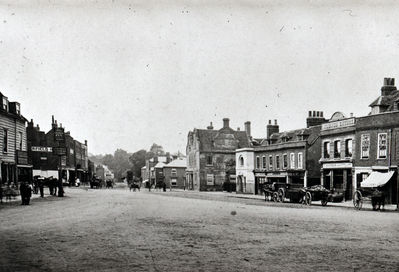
[{"left": 361, "top": 171, "right": 394, "bottom": 188}]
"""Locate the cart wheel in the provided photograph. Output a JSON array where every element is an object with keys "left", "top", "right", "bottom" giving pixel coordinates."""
[
  {"left": 305, "top": 192, "right": 312, "bottom": 206},
  {"left": 321, "top": 198, "right": 328, "bottom": 206},
  {"left": 278, "top": 188, "right": 285, "bottom": 203},
  {"left": 353, "top": 191, "right": 363, "bottom": 210},
  {"left": 273, "top": 192, "right": 279, "bottom": 202}
]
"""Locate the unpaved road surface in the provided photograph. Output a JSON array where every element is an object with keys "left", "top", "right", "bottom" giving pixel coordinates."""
[{"left": 0, "top": 187, "right": 398, "bottom": 272}]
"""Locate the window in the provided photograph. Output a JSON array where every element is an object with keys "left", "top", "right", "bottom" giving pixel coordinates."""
[
  {"left": 361, "top": 134, "right": 370, "bottom": 159},
  {"left": 3, "top": 129, "right": 7, "bottom": 153},
  {"left": 345, "top": 139, "right": 353, "bottom": 157},
  {"left": 290, "top": 153, "right": 295, "bottom": 169},
  {"left": 324, "top": 142, "right": 330, "bottom": 158},
  {"left": 207, "top": 174, "right": 214, "bottom": 185},
  {"left": 283, "top": 154, "right": 288, "bottom": 169},
  {"left": 269, "top": 155, "right": 273, "bottom": 170},
  {"left": 262, "top": 156, "right": 266, "bottom": 169},
  {"left": 378, "top": 133, "right": 388, "bottom": 159},
  {"left": 171, "top": 178, "right": 177, "bottom": 186},
  {"left": 18, "top": 132, "right": 23, "bottom": 150},
  {"left": 2, "top": 97, "right": 8, "bottom": 111},
  {"left": 298, "top": 153, "right": 303, "bottom": 169},
  {"left": 171, "top": 169, "right": 177, "bottom": 176},
  {"left": 276, "top": 155, "right": 280, "bottom": 169},
  {"left": 239, "top": 156, "right": 244, "bottom": 166},
  {"left": 256, "top": 156, "right": 260, "bottom": 168},
  {"left": 334, "top": 140, "right": 341, "bottom": 158},
  {"left": 16, "top": 104, "right": 20, "bottom": 115},
  {"left": 206, "top": 155, "right": 213, "bottom": 165}
]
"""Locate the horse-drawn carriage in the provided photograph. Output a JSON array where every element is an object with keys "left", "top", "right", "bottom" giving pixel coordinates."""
[
  {"left": 353, "top": 171, "right": 392, "bottom": 211},
  {"left": 90, "top": 178, "right": 103, "bottom": 189},
  {"left": 263, "top": 182, "right": 331, "bottom": 206}
]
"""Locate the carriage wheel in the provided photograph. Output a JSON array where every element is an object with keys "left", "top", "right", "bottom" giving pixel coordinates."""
[
  {"left": 305, "top": 192, "right": 312, "bottom": 206},
  {"left": 321, "top": 198, "right": 328, "bottom": 206},
  {"left": 278, "top": 188, "right": 285, "bottom": 203},
  {"left": 273, "top": 192, "right": 279, "bottom": 202},
  {"left": 353, "top": 191, "right": 363, "bottom": 210}
]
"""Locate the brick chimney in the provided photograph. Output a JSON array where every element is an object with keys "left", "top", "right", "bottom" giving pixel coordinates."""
[
  {"left": 381, "top": 77, "right": 397, "bottom": 96},
  {"left": 51, "top": 115, "right": 57, "bottom": 129},
  {"left": 223, "top": 118, "right": 230, "bottom": 128},
  {"left": 207, "top": 122, "right": 214, "bottom": 130},
  {"left": 244, "top": 121, "right": 251, "bottom": 138},
  {"left": 306, "top": 110, "right": 328, "bottom": 128},
  {"left": 267, "top": 119, "right": 279, "bottom": 139}
]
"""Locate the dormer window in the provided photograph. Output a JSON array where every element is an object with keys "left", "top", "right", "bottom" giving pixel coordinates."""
[{"left": 2, "top": 97, "right": 8, "bottom": 111}]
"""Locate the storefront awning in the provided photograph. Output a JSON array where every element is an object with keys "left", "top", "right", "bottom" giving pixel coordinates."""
[
  {"left": 361, "top": 171, "right": 394, "bottom": 188},
  {"left": 17, "top": 164, "right": 33, "bottom": 168}
]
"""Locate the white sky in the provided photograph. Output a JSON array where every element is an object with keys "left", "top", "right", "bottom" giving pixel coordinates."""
[{"left": 1, "top": 0, "right": 399, "bottom": 154}]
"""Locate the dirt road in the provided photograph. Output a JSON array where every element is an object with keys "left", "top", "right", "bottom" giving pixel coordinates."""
[{"left": 0, "top": 188, "right": 398, "bottom": 271}]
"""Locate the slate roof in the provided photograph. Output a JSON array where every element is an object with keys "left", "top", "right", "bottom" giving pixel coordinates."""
[
  {"left": 261, "top": 128, "right": 311, "bottom": 146},
  {"left": 164, "top": 158, "right": 187, "bottom": 168},
  {"left": 154, "top": 162, "right": 166, "bottom": 168},
  {"left": 369, "top": 90, "right": 399, "bottom": 110}
]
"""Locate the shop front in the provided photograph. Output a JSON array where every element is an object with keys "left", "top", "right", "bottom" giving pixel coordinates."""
[{"left": 321, "top": 162, "right": 353, "bottom": 201}]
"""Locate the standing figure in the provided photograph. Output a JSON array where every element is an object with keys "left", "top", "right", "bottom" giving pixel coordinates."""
[
  {"left": 58, "top": 179, "right": 64, "bottom": 197},
  {"left": 38, "top": 178, "right": 44, "bottom": 198},
  {"left": 48, "top": 178, "right": 54, "bottom": 195},
  {"left": 20, "top": 182, "right": 26, "bottom": 205}
]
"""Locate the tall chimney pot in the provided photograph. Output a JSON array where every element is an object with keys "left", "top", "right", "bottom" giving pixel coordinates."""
[
  {"left": 274, "top": 119, "right": 277, "bottom": 125},
  {"left": 244, "top": 121, "right": 251, "bottom": 137},
  {"left": 223, "top": 118, "right": 230, "bottom": 128}
]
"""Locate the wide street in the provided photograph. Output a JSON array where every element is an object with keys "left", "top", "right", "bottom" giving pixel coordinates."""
[{"left": 0, "top": 187, "right": 398, "bottom": 272}]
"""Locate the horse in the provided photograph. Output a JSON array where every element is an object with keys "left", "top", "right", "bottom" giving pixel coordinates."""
[{"left": 129, "top": 183, "right": 140, "bottom": 192}]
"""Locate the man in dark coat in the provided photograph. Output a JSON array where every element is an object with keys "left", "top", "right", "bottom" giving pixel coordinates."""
[
  {"left": 58, "top": 179, "right": 64, "bottom": 197},
  {"left": 20, "top": 182, "right": 26, "bottom": 205},
  {"left": 38, "top": 178, "right": 44, "bottom": 198}
]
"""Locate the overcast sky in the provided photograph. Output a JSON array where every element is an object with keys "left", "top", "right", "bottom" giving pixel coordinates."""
[{"left": 1, "top": 0, "right": 399, "bottom": 155}]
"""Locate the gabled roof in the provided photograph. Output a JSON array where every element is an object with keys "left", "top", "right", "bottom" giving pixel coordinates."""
[
  {"left": 263, "top": 128, "right": 311, "bottom": 146},
  {"left": 369, "top": 90, "right": 399, "bottom": 110},
  {"left": 164, "top": 158, "right": 186, "bottom": 168},
  {"left": 194, "top": 127, "right": 251, "bottom": 151},
  {"left": 154, "top": 162, "right": 166, "bottom": 168}
]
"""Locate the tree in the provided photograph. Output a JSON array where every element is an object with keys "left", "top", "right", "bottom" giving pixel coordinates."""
[
  {"left": 129, "top": 149, "right": 147, "bottom": 178},
  {"left": 112, "top": 149, "right": 132, "bottom": 181}
]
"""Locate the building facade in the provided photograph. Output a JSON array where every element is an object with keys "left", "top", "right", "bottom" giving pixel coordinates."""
[
  {"left": 186, "top": 118, "right": 251, "bottom": 191},
  {"left": 0, "top": 92, "right": 31, "bottom": 185},
  {"left": 163, "top": 158, "right": 186, "bottom": 189}
]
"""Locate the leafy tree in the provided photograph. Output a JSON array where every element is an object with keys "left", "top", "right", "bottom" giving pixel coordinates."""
[{"left": 129, "top": 149, "right": 147, "bottom": 177}]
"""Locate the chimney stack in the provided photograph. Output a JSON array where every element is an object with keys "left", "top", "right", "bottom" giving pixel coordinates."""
[
  {"left": 244, "top": 121, "right": 251, "bottom": 138},
  {"left": 306, "top": 110, "right": 328, "bottom": 128},
  {"left": 51, "top": 115, "right": 57, "bottom": 129},
  {"left": 267, "top": 119, "right": 279, "bottom": 139},
  {"left": 207, "top": 122, "right": 214, "bottom": 130},
  {"left": 85, "top": 140, "right": 87, "bottom": 146},
  {"left": 381, "top": 77, "right": 397, "bottom": 96},
  {"left": 223, "top": 118, "right": 230, "bottom": 128},
  {"left": 237, "top": 127, "right": 240, "bottom": 131}
]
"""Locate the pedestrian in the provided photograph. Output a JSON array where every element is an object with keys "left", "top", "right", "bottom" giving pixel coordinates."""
[
  {"left": 48, "top": 178, "right": 53, "bottom": 195},
  {"left": 20, "top": 182, "right": 26, "bottom": 205},
  {"left": 75, "top": 177, "right": 80, "bottom": 187},
  {"left": 39, "top": 178, "right": 44, "bottom": 198},
  {"left": 163, "top": 182, "right": 166, "bottom": 192},
  {"left": 53, "top": 178, "right": 58, "bottom": 196},
  {"left": 58, "top": 179, "right": 64, "bottom": 197},
  {"left": 25, "top": 183, "right": 32, "bottom": 205}
]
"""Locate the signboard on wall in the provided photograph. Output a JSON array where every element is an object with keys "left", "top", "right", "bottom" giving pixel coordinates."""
[
  {"left": 321, "top": 118, "right": 355, "bottom": 131},
  {"left": 54, "top": 128, "right": 65, "bottom": 142},
  {"left": 31, "top": 146, "right": 53, "bottom": 152},
  {"left": 53, "top": 147, "right": 67, "bottom": 156}
]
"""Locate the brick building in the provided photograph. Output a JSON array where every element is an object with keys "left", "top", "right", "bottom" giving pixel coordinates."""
[
  {"left": 186, "top": 118, "right": 251, "bottom": 191},
  {"left": 163, "top": 158, "right": 186, "bottom": 189},
  {"left": 27, "top": 116, "right": 88, "bottom": 183},
  {"left": 0, "top": 92, "right": 31, "bottom": 185},
  {"left": 237, "top": 114, "right": 323, "bottom": 195}
]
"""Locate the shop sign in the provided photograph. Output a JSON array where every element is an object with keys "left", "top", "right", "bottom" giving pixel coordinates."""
[
  {"left": 53, "top": 147, "right": 67, "bottom": 156},
  {"left": 17, "top": 150, "right": 28, "bottom": 165},
  {"left": 323, "top": 162, "right": 352, "bottom": 169},
  {"left": 322, "top": 118, "right": 355, "bottom": 131},
  {"left": 31, "top": 146, "right": 53, "bottom": 152}
]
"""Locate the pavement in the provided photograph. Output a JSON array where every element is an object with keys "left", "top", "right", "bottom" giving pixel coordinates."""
[{"left": 163, "top": 189, "right": 399, "bottom": 212}]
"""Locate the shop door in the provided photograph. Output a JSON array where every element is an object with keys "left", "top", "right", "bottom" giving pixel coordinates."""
[
  {"left": 255, "top": 178, "right": 259, "bottom": 195},
  {"left": 345, "top": 171, "right": 352, "bottom": 200}
]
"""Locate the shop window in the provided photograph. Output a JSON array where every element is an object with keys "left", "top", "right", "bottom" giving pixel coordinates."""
[
  {"left": 206, "top": 155, "right": 213, "bottom": 165},
  {"left": 298, "top": 153, "right": 303, "bottom": 169},
  {"left": 283, "top": 154, "right": 288, "bottom": 169},
  {"left": 3, "top": 129, "right": 7, "bottom": 153},
  {"left": 334, "top": 140, "right": 341, "bottom": 158},
  {"left": 377, "top": 133, "right": 388, "bottom": 159},
  {"left": 262, "top": 156, "right": 266, "bottom": 169},
  {"left": 345, "top": 139, "right": 353, "bottom": 157},
  {"left": 256, "top": 156, "right": 260, "bottom": 169},
  {"left": 269, "top": 155, "right": 273, "bottom": 170},
  {"left": 276, "top": 155, "right": 280, "bottom": 169},
  {"left": 324, "top": 142, "right": 330, "bottom": 158},
  {"left": 361, "top": 134, "right": 370, "bottom": 159},
  {"left": 290, "top": 153, "right": 295, "bottom": 169}
]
